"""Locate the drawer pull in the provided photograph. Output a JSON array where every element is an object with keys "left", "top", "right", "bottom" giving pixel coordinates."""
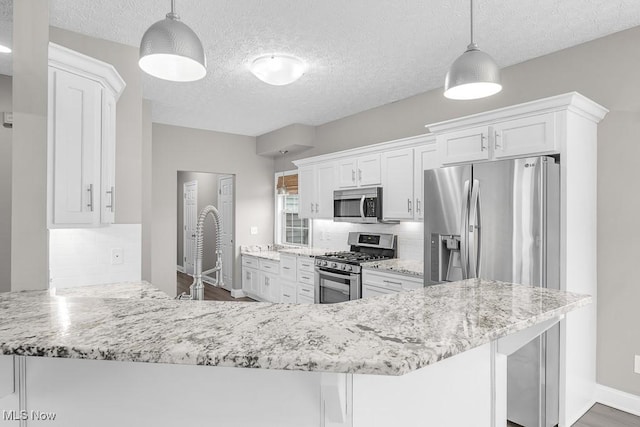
[
  {"left": 283, "top": 267, "right": 290, "bottom": 270},
  {"left": 283, "top": 293, "right": 291, "bottom": 298},
  {"left": 300, "top": 288, "right": 311, "bottom": 293},
  {"left": 383, "top": 280, "right": 402, "bottom": 286}
]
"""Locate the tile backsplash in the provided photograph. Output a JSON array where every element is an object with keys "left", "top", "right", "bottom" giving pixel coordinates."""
[
  {"left": 311, "top": 219, "right": 424, "bottom": 261},
  {"left": 49, "top": 224, "right": 141, "bottom": 288}
]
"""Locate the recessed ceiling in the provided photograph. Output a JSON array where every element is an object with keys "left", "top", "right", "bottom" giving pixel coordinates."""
[{"left": 36, "top": 1, "right": 640, "bottom": 136}]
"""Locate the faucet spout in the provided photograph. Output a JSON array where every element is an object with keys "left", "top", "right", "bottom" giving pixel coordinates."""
[{"left": 179, "top": 205, "right": 223, "bottom": 301}]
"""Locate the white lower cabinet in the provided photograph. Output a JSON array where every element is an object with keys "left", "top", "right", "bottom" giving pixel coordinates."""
[
  {"left": 361, "top": 269, "right": 423, "bottom": 299},
  {"left": 259, "top": 270, "right": 281, "bottom": 303},
  {"left": 297, "top": 283, "right": 315, "bottom": 304},
  {"left": 241, "top": 266, "right": 259, "bottom": 297},
  {"left": 281, "top": 281, "right": 297, "bottom": 303}
]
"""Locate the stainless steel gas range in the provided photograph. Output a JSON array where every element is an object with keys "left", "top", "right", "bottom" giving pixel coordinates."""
[{"left": 314, "top": 232, "right": 396, "bottom": 304}]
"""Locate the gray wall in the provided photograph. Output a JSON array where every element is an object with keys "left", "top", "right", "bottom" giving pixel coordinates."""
[
  {"left": 275, "top": 26, "right": 640, "bottom": 397},
  {"left": 49, "top": 27, "right": 143, "bottom": 224},
  {"left": 0, "top": 74, "right": 11, "bottom": 293},
  {"left": 11, "top": 0, "right": 48, "bottom": 291},
  {"left": 177, "top": 171, "right": 221, "bottom": 272},
  {"left": 150, "top": 124, "right": 273, "bottom": 297}
]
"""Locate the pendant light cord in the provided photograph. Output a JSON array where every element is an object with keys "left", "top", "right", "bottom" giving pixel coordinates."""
[
  {"left": 171, "top": 0, "right": 176, "bottom": 14},
  {"left": 470, "top": 0, "right": 474, "bottom": 45}
]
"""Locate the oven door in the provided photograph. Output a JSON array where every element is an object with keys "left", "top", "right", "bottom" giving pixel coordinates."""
[{"left": 315, "top": 268, "right": 359, "bottom": 303}]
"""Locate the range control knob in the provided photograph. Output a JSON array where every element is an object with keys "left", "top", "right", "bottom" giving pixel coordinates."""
[
  {"left": 347, "top": 265, "right": 353, "bottom": 272},
  {"left": 331, "top": 262, "right": 338, "bottom": 269},
  {"left": 341, "top": 264, "right": 347, "bottom": 271}
]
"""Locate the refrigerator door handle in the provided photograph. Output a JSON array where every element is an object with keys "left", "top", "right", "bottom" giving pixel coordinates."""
[
  {"left": 460, "top": 180, "right": 470, "bottom": 279},
  {"left": 468, "top": 179, "right": 481, "bottom": 278}
]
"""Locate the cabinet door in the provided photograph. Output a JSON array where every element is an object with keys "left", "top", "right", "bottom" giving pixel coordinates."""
[
  {"left": 50, "top": 68, "right": 102, "bottom": 225},
  {"left": 437, "top": 125, "right": 490, "bottom": 165},
  {"left": 413, "top": 144, "right": 439, "bottom": 220},
  {"left": 357, "top": 153, "right": 381, "bottom": 186},
  {"left": 298, "top": 166, "right": 315, "bottom": 219},
  {"left": 100, "top": 93, "right": 116, "bottom": 224},
  {"left": 492, "top": 113, "right": 557, "bottom": 159},
  {"left": 381, "top": 148, "right": 414, "bottom": 220},
  {"left": 260, "top": 271, "right": 280, "bottom": 303},
  {"left": 336, "top": 158, "right": 357, "bottom": 188},
  {"left": 280, "top": 255, "right": 297, "bottom": 282},
  {"left": 315, "top": 163, "right": 335, "bottom": 219},
  {"left": 242, "top": 267, "right": 258, "bottom": 296}
]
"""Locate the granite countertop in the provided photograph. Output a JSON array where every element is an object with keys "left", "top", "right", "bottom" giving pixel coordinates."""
[
  {"left": 361, "top": 259, "right": 424, "bottom": 278},
  {"left": 278, "top": 247, "right": 333, "bottom": 257},
  {"left": 241, "top": 250, "right": 281, "bottom": 261},
  {"left": 0, "top": 279, "right": 589, "bottom": 376},
  {"left": 51, "top": 281, "right": 171, "bottom": 300}
]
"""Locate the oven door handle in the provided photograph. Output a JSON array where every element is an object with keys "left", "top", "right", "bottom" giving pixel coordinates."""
[
  {"left": 360, "top": 195, "right": 366, "bottom": 219},
  {"left": 316, "top": 268, "right": 355, "bottom": 282}
]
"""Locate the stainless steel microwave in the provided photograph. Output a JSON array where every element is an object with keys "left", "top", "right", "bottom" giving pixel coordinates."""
[{"left": 333, "top": 187, "right": 383, "bottom": 223}]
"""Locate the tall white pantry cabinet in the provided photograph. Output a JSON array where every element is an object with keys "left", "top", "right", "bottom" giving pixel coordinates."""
[{"left": 47, "top": 43, "right": 125, "bottom": 227}]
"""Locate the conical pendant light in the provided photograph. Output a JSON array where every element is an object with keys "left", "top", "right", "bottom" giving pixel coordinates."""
[
  {"left": 139, "top": 0, "right": 207, "bottom": 82},
  {"left": 444, "top": 0, "right": 501, "bottom": 100}
]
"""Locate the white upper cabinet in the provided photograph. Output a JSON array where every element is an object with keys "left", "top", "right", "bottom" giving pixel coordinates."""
[
  {"left": 47, "top": 43, "right": 125, "bottom": 227},
  {"left": 381, "top": 137, "right": 438, "bottom": 221},
  {"left": 412, "top": 143, "right": 439, "bottom": 221},
  {"left": 381, "top": 148, "right": 414, "bottom": 220},
  {"left": 436, "top": 125, "right": 490, "bottom": 165},
  {"left": 492, "top": 113, "right": 556, "bottom": 159},
  {"left": 298, "top": 163, "right": 335, "bottom": 219},
  {"left": 336, "top": 153, "right": 381, "bottom": 188}
]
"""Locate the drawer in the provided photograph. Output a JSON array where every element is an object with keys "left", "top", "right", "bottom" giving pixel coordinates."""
[
  {"left": 297, "top": 283, "right": 315, "bottom": 302},
  {"left": 280, "top": 254, "right": 297, "bottom": 281},
  {"left": 242, "top": 256, "right": 258, "bottom": 268},
  {"left": 259, "top": 259, "right": 279, "bottom": 273},
  {"left": 281, "top": 281, "right": 296, "bottom": 303},
  {"left": 362, "top": 284, "right": 397, "bottom": 299},
  {"left": 362, "top": 269, "right": 423, "bottom": 292},
  {"left": 297, "top": 257, "right": 315, "bottom": 273},
  {"left": 297, "top": 294, "right": 315, "bottom": 305},
  {"left": 298, "top": 270, "right": 315, "bottom": 286}
]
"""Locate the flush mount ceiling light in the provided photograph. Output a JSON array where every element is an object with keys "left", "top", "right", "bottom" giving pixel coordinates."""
[
  {"left": 250, "top": 55, "right": 307, "bottom": 86},
  {"left": 444, "top": 0, "right": 502, "bottom": 100},
  {"left": 139, "top": 0, "right": 206, "bottom": 82},
  {"left": 0, "top": 45, "right": 11, "bottom": 54}
]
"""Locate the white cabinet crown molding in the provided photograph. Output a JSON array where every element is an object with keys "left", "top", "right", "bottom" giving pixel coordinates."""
[
  {"left": 293, "top": 133, "right": 435, "bottom": 168},
  {"left": 426, "top": 92, "right": 608, "bottom": 135},
  {"left": 49, "top": 42, "right": 126, "bottom": 100}
]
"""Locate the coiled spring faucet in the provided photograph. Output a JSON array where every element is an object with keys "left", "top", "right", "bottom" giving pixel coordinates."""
[{"left": 176, "top": 205, "right": 223, "bottom": 300}]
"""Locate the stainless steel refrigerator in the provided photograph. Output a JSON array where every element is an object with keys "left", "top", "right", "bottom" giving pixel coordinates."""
[{"left": 424, "top": 156, "right": 560, "bottom": 427}]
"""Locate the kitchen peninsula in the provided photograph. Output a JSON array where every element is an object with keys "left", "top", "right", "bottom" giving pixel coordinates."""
[{"left": 0, "top": 280, "right": 589, "bottom": 426}]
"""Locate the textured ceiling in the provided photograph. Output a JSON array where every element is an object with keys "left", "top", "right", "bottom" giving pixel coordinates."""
[{"left": 6, "top": 1, "right": 640, "bottom": 136}]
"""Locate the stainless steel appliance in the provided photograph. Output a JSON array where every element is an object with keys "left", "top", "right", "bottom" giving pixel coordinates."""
[
  {"left": 333, "top": 187, "right": 383, "bottom": 223},
  {"left": 315, "top": 232, "right": 396, "bottom": 303},
  {"left": 424, "top": 156, "right": 560, "bottom": 427}
]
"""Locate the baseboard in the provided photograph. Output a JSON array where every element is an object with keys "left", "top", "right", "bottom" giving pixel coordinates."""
[
  {"left": 176, "top": 265, "right": 184, "bottom": 273},
  {"left": 595, "top": 383, "right": 640, "bottom": 417},
  {"left": 230, "top": 289, "right": 246, "bottom": 298}
]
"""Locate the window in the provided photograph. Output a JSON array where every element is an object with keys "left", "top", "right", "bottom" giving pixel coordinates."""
[{"left": 275, "top": 172, "right": 311, "bottom": 247}]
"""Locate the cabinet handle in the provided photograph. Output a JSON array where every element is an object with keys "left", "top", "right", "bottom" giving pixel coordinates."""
[
  {"left": 416, "top": 198, "right": 421, "bottom": 214},
  {"left": 358, "top": 169, "right": 362, "bottom": 182},
  {"left": 265, "top": 277, "right": 270, "bottom": 286},
  {"left": 315, "top": 203, "right": 319, "bottom": 213},
  {"left": 407, "top": 199, "right": 412, "bottom": 213},
  {"left": 481, "top": 134, "right": 487, "bottom": 151},
  {"left": 351, "top": 169, "right": 355, "bottom": 182},
  {"left": 310, "top": 202, "right": 314, "bottom": 212},
  {"left": 87, "top": 184, "right": 94, "bottom": 212},
  {"left": 105, "top": 186, "right": 115, "bottom": 212},
  {"left": 494, "top": 131, "right": 501, "bottom": 150}
]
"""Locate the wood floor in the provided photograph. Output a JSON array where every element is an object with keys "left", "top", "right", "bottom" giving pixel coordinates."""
[
  {"left": 506, "top": 403, "right": 639, "bottom": 427},
  {"left": 176, "top": 271, "right": 255, "bottom": 302},
  {"left": 178, "top": 273, "right": 638, "bottom": 427}
]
